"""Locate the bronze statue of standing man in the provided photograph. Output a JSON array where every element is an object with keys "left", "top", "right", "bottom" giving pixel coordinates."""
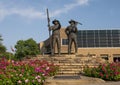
[
  {"left": 50, "top": 19, "right": 61, "bottom": 56},
  {"left": 65, "top": 20, "right": 79, "bottom": 54}
]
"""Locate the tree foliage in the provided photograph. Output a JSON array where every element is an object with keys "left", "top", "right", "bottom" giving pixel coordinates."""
[
  {"left": 0, "top": 35, "right": 3, "bottom": 40},
  {"left": 15, "top": 38, "right": 40, "bottom": 60},
  {"left": 0, "top": 35, "right": 6, "bottom": 54},
  {"left": 0, "top": 35, "right": 3, "bottom": 45}
]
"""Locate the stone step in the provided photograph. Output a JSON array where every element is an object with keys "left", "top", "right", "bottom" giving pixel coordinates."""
[
  {"left": 58, "top": 67, "right": 84, "bottom": 75},
  {"left": 39, "top": 57, "right": 91, "bottom": 60},
  {"left": 59, "top": 66, "right": 84, "bottom": 69},
  {"left": 55, "top": 61, "right": 92, "bottom": 64},
  {"left": 59, "top": 65, "right": 84, "bottom": 68},
  {"left": 59, "top": 69, "right": 82, "bottom": 72},
  {"left": 36, "top": 59, "right": 100, "bottom": 64},
  {"left": 55, "top": 63, "right": 84, "bottom": 65},
  {"left": 55, "top": 63, "right": 99, "bottom": 66},
  {"left": 57, "top": 71, "right": 80, "bottom": 75},
  {"left": 33, "top": 55, "right": 91, "bottom": 60}
]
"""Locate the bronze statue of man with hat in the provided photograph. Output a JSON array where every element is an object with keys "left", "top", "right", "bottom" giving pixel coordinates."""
[
  {"left": 65, "top": 19, "right": 79, "bottom": 54},
  {"left": 49, "top": 19, "right": 61, "bottom": 56}
]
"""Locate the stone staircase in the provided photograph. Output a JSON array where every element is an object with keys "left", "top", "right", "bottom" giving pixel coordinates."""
[
  {"left": 31, "top": 54, "right": 106, "bottom": 75},
  {"left": 28, "top": 54, "right": 107, "bottom": 85}
]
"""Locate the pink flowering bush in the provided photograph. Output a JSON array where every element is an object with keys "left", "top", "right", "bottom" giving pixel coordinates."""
[
  {"left": 83, "top": 62, "right": 120, "bottom": 81},
  {"left": 0, "top": 58, "right": 59, "bottom": 84}
]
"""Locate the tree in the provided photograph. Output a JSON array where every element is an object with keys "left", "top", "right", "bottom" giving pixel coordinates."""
[
  {"left": 15, "top": 38, "right": 40, "bottom": 60},
  {"left": 0, "top": 45, "right": 6, "bottom": 53},
  {"left": 0, "top": 35, "right": 3, "bottom": 45},
  {"left": 0, "top": 35, "right": 6, "bottom": 54}
]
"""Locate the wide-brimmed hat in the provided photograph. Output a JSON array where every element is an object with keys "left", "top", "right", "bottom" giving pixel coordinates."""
[
  {"left": 69, "top": 19, "right": 76, "bottom": 24},
  {"left": 52, "top": 19, "right": 59, "bottom": 24}
]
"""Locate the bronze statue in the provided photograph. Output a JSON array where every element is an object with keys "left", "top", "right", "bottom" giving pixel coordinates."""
[
  {"left": 50, "top": 19, "right": 61, "bottom": 56},
  {"left": 65, "top": 20, "right": 79, "bottom": 54}
]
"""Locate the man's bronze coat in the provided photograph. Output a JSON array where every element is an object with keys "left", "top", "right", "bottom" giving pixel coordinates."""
[
  {"left": 65, "top": 20, "right": 78, "bottom": 54},
  {"left": 50, "top": 19, "right": 61, "bottom": 55}
]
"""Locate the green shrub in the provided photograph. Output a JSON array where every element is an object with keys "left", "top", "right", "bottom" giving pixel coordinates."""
[
  {"left": 83, "top": 62, "right": 120, "bottom": 81},
  {"left": 15, "top": 38, "right": 40, "bottom": 60},
  {"left": 0, "top": 58, "right": 59, "bottom": 84}
]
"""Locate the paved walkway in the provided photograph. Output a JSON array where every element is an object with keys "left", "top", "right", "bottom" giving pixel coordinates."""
[
  {"left": 80, "top": 75, "right": 120, "bottom": 85},
  {"left": 80, "top": 81, "right": 120, "bottom": 85},
  {"left": 44, "top": 75, "right": 120, "bottom": 85}
]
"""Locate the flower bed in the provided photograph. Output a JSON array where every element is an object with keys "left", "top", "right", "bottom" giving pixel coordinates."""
[
  {"left": 83, "top": 62, "right": 120, "bottom": 81},
  {"left": 0, "top": 58, "right": 59, "bottom": 85}
]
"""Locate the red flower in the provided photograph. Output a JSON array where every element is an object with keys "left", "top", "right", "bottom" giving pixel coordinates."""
[
  {"left": 99, "top": 72, "right": 103, "bottom": 77},
  {"left": 106, "top": 75, "right": 109, "bottom": 79}
]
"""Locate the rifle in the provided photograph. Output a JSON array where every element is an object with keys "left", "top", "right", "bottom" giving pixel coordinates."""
[
  {"left": 46, "top": 8, "right": 52, "bottom": 54},
  {"left": 47, "top": 8, "right": 51, "bottom": 37},
  {"left": 76, "top": 21, "right": 82, "bottom": 25},
  {"left": 71, "top": 19, "right": 82, "bottom": 26}
]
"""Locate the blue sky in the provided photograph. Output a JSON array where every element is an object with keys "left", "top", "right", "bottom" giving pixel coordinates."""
[{"left": 0, "top": 0, "right": 120, "bottom": 52}]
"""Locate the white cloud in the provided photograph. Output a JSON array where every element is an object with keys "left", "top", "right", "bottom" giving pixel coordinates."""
[
  {"left": 0, "top": 7, "right": 46, "bottom": 21},
  {"left": 50, "top": 0, "right": 90, "bottom": 17},
  {"left": 10, "top": 8, "right": 46, "bottom": 19},
  {"left": 0, "top": 5, "right": 9, "bottom": 21},
  {"left": 77, "top": 0, "right": 89, "bottom": 5},
  {"left": 0, "top": 0, "right": 90, "bottom": 21}
]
